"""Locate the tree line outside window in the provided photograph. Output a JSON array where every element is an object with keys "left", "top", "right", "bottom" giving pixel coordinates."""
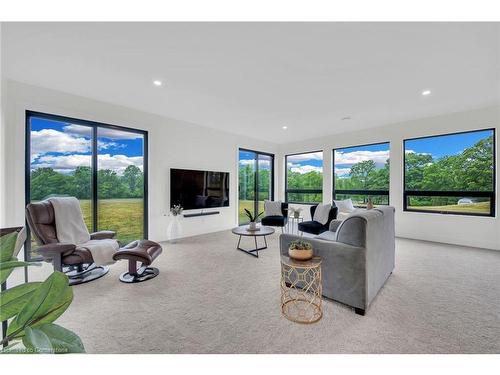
[
  {"left": 333, "top": 142, "right": 390, "bottom": 207},
  {"left": 285, "top": 151, "right": 323, "bottom": 204},
  {"left": 404, "top": 129, "right": 495, "bottom": 217},
  {"left": 286, "top": 128, "right": 495, "bottom": 217}
]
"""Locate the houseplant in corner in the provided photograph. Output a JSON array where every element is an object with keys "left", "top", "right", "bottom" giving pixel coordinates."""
[
  {"left": 288, "top": 239, "right": 313, "bottom": 261},
  {"left": 244, "top": 208, "right": 263, "bottom": 231},
  {"left": 0, "top": 231, "right": 85, "bottom": 354}
]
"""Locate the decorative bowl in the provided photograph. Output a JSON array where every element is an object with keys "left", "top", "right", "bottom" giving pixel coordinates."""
[{"left": 288, "top": 248, "right": 314, "bottom": 261}]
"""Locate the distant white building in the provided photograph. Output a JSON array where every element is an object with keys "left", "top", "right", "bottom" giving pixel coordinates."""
[{"left": 458, "top": 198, "right": 473, "bottom": 205}]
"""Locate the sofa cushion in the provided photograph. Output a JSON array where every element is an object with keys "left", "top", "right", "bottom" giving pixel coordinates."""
[
  {"left": 315, "top": 230, "right": 337, "bottom": 242},
  {"left": 329, "top": 219, "right": 343, "bottom": 232},
  {"left": 313, "top": 203, "right": 332, "bottom": 225},
  {"left": 264, "top": 200, "right": 283, "bottom": 217},
  {"left": 298, "top": 221, "right": 327, "bottom": 235},
  {"left": 333, "top": 198, "right": 355, "bottom": 213},
  {"left": 261, "top": 215, "right": 286, "bottom": 227},
  {"left": 336, "top": 211, "right": 351, "bottom": 221}
]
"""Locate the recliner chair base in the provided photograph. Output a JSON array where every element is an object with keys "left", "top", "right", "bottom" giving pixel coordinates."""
[
  {"left": 64, "top": 263, "right": 109, "bottom": 286},
  {"left": 118, "top": 265, "right": 159, "bottom": 283}
]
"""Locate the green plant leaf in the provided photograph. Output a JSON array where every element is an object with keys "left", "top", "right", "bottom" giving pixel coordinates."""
[
  {"left": 33, "top": 324, "right": 85, "bottom": 353},
  {"left": 0, "top": 232, "right": 18, "bottom": 262},
  {"left": 0, "top": 260, "right": 34, "bottom": 271},
  {"left": 7, "top": 272, "right": 72, "bottom": 337},
  {"left": 0, "top": 282, "right": 42, "bottom": 321},
  {"left": 23, "top": 326, "right": 54, "bottom": 354},
  {"left": 0, "top": 257, "right": 19, "bottom": 284},
  {"left": 0, "top": 268, "right": 14, "bottom": 286},
  {"left": 28, "top": 287, "right": 73, "bottom": 329},
  {"left": 0, "top": 259, "right": 39, "bottom": 284}
]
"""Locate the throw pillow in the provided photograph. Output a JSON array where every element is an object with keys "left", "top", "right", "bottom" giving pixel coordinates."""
[
  {"left": 264, "top": 200, "right": 283, "bottom": 217},
  {"left": 336, "top": 211, "right": 351, "bottom": 221},
  {"left": 333, "top": 198, "right": 355, "bottom": 213},
  {"left": 313, "top": 203, "right": 332, "bottom": 225}
]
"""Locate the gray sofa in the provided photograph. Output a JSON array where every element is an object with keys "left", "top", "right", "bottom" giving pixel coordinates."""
[{"left": 279, "top": 206, "right": 395, "bottom": 315}]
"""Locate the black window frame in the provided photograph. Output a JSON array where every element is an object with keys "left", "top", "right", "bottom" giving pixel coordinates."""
[
  {"left": 332, "top": 141, "right": 391, "bottom": 207},
  {"left": 238, "top": 148, "right": 275, "bottom": 225},
  {"left": 25, "top": 110, "right": 149, "bottom": 261},
  {"left": 403, "top": 128, "right": 496, "bottom": 217},
  {"left": 285, "top": 150, "right": 323, "bottom": 205}
]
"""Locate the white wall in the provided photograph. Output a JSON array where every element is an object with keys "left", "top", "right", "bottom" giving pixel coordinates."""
[
  {"left": 2, "top": 80, "right": 278, "bottom": 242},
  {"left": 277, "top": 106, "right": 500, "bottom": 250},
  {"left": 0, "top": 23, "right": 5, "bottom": 227}
]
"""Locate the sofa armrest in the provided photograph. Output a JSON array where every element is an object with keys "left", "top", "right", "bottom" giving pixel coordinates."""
[
  {"left": 279, "top": 233, "right": 362, "bottom": 256},
  {"left": 329, "top": 219, "right": 342, "bottom": 232},
  {"left": 90, "top": 230, "right": 116, "bottom": 240},
  {"left": 279, "top": 233, "right": 367, "bottom": 309},
  {"left": 36, "top": 243, "right": 76, "bottom": 258}
]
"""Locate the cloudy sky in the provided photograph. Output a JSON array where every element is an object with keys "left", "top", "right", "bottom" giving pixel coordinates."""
[
  {"left": 286, "top": 151, "right": 323, "bottom": 174},
  {"left": 30, "top": 117, "right": 144, "bottom": 175},
  {"left": 334, "top": 143, "right": 390, "bottom": 177},
  {"left": 404, "top": 129, "right": 493, "bottom": 159},
  {"left": 238, "top": 150, "right": 272, "bottom": 170}
]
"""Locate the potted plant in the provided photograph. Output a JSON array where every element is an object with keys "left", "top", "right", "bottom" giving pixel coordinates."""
[
  {"left": 288, "top": 239, "right": 313, "bottom": 261},
  {"left": 0, "top": 231, "right": 85, "bottom": 353},
  {"left": 244, "top": 208, "right": 263, "bottom": 231}
]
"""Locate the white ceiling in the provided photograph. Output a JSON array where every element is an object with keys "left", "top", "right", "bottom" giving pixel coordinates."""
[{"left": 2, "top": 22, "right": 499, "bottom": 143}]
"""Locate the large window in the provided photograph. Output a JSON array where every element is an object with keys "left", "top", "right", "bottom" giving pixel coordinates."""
[
  {"left": 238, "top": 149, "right": 274, "bottom": 224},
  {"left": 333, "top": 142, "right": 390, "bottom": 206},
  {"left": 285, "top": 151, "right": 323, "bottom": 204},
  {"left": 26, "top": 111, "right": 148, "bottom": 259},
  {"left": 404, "top": 129, "right": 495, "bottom": 217}
]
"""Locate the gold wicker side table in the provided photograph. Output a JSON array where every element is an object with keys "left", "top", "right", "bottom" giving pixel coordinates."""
[{"left": 280, "top": 255, "right": 322, "bottom": 324}]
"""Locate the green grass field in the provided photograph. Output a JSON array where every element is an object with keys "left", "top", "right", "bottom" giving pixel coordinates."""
[
  {"left": 238, "top": 200, "right": 265, "bottom": 225},
  {"left": 408, "top": 201, "right": 490, "bottom": 214},
  {"left": 79, "top": 198, "right": 144, "bottom": 244}
]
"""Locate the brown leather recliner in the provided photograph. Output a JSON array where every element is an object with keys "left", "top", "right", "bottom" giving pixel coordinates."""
[{"left": 26, "top": 200, "right": 116, "bottom": 285}]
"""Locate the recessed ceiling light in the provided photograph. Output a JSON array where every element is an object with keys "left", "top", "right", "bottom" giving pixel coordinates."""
[
  {"left": 153, "top": 80, "right": 163, "bottom": 87},
  {"left": 282, "top": 126, "right": 288, "bottom": 130},
  {"left": 421, "top": 89, "right": 431, "bottom": 96}
]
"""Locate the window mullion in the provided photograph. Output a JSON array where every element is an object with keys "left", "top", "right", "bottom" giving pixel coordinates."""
[{"left": 92, "top": 126, "right": 98, "bottom": 233}]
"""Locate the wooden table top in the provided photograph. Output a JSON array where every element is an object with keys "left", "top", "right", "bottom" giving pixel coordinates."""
[{"left": 232, "top": 225, "right": 275, "bottom": 236}]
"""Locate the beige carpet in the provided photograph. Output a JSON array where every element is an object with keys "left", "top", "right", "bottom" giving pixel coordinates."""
[{"left": 56, "top": 230, "right": 500, "bottom": 353}]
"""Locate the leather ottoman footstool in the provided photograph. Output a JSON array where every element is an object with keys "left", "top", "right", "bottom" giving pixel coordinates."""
[{"left": 113, "top": 240, "right": 163, "bottom": 283}]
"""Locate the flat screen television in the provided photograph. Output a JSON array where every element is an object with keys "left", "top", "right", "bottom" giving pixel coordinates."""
[{"left": 170, "top": 168, "right": 230, "bottom": 210}]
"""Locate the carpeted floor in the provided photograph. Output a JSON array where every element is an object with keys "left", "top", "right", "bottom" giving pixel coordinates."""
[{"left": 57, "top": 230, "right": 500, "bottom": 353}]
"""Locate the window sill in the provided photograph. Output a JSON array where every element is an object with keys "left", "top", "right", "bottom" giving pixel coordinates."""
[{"left": 402, "top": 209, "right": 496, "bottom": 219}]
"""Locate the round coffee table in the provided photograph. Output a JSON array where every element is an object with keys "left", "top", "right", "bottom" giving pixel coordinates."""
[
  {"left": 280, "top": 255, "right": 322, "bottom": 323},
  {"left": 231, "top": 225, "right": 275, "bottom": 258}
]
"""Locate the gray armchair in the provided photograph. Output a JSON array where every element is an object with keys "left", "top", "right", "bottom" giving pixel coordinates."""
[{"left": 280, "top": 206, "right": 395, "bottom": 315}]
